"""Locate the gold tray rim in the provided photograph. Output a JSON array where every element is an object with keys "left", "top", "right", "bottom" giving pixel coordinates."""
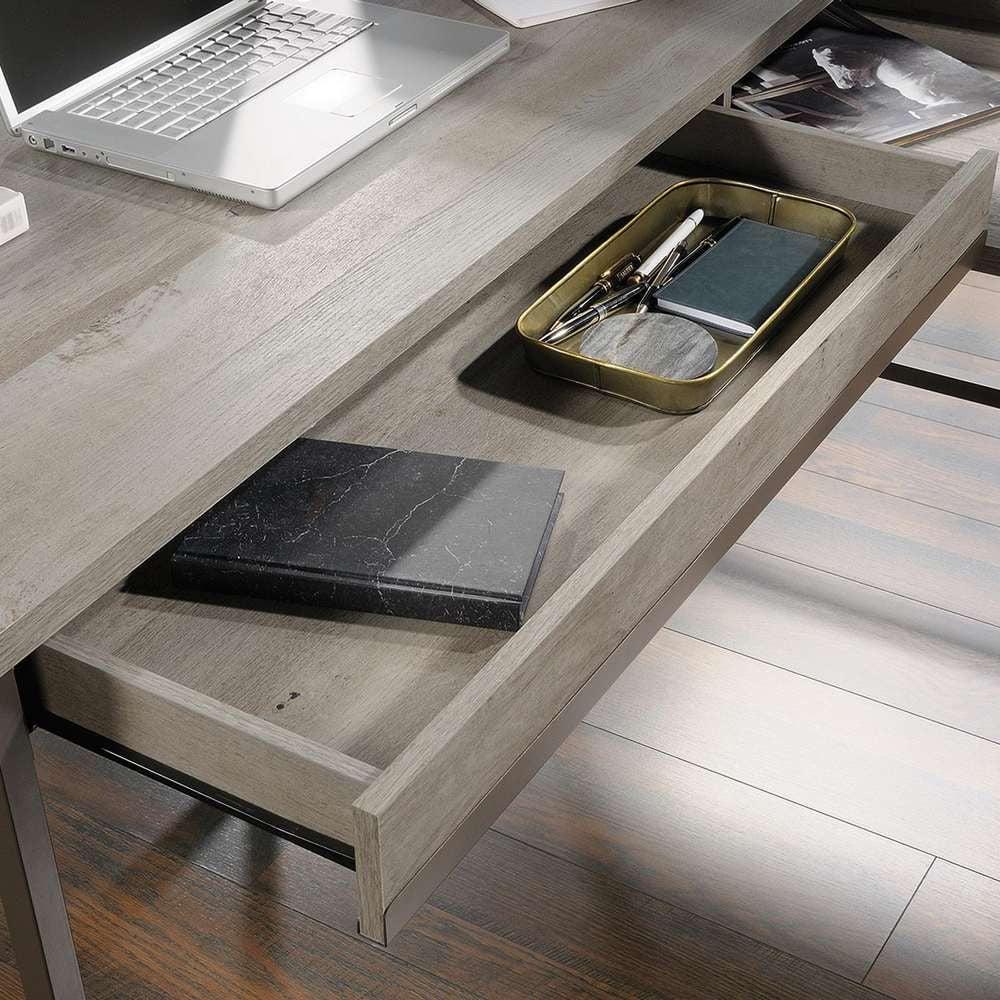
[{"left": 516, "top": 177, "right": 858, "bottom": 396}]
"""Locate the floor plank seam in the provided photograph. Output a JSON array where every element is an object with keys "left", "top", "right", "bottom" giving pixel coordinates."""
[
  {"left": 937, "top": 858, "right": 1000, "bottom": 888},
  {"left": 736, "top": 542, "right": 1000, "bottom": 633},
  {"left": 959, "top": 271, "right": 1000, "bottom": 289},
  {"left": 662, "top": 624, "right": 1000, "bottom": 750},
  {"left": 796, "top": 467, "right": 1000, "bottom": 534},
  {"left": 40, "top": 760, "right": 895, "bottom": 999},
  {"left": 908, "top": 337, "right": 1000, "bottom": 367},
  {"left": 863, "top": 391, "right": 1000, "bottom": 438},
  {"left": 578, "top": 720, "right": 943, "bottom": 868},
  {"left": 581, "top": 720, "right": 1000, "bottom": 890},
  {"left": 487, "top": 828, "right": 888, "bottom": 996},
  {"left": 860, "top": 858, "right": 935, "bottom": 986},
  {"left": 41, "top": 791, "right": 477, "bottom": 999},
  {"left": 727, "top": 539, "right": 1000, "bottom": 636}
]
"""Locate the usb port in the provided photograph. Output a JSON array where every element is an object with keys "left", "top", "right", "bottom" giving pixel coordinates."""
[{"left": 61, "top": 144, "right": 76, "bottom": 154}]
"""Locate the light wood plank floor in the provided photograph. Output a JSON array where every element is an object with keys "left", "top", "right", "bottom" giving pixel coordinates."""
[{"left": 2, "top": 274, "right": 999, "bottom": 998}]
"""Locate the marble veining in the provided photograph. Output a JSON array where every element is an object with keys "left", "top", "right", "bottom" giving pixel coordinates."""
[
  {"left": 171, "top": 439, "right": 564, "bottom": 630},
  {"left": 579, "top": 313, "right": 719, "bottom": 380}
]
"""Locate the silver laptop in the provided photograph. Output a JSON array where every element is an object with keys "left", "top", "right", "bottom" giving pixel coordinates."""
[{"left": 0, "top": 1, "right": 508, "bottom": 208}]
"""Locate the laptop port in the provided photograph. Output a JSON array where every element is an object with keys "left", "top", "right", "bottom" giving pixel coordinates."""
[
  {"left": 61, "top": 144, "right": 76, "bottom": 154},
  {"left": 43, "top": 138, "right": 54, "bottom": 150}
]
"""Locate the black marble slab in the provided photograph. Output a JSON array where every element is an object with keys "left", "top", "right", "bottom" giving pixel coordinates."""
[{"left": 171, "top": 439, "right": 564, "bottom": 631}]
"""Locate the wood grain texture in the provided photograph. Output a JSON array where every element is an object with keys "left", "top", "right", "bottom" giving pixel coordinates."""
[
  {"left": 911, "top": 271, "right": 1000, "bottom": 362},
  {"left": 861, "top": 1, "right": 1000, "bottom": 26},
  {"left": 865, "top": 374, "right": 1000, "bottom": 437},
  {"left": 352, "top": 147, "right": 994, "bottom": 936},
  {"left": 805, "top": 401, "right": 1000, "bottom": 525},
  {"left": 668, "top": 544, "right": 1000, "bottom": 743},
  {"left": 588, "top": 629, "right": 1000, "bottom": 880},
  {"left": 21, "top": 795, "right": 472, "bottom": 1000},
  {"left": 865, "top": 860, "right": 1000, "bottom": 1000},
  {"left": 892, "top": 339, "right": 1000, "bottom": 392},
  {"left": 920, "top": 120, "right": 1000, "bottom": 275},
  {"left": 44, "top": 162, "right": 715, "bottom": 772},
  {"left": 35, "top": 144, "right": 916, "bottom": 940},
  {"left": 865, "top": 272, "right": 1000, "bottom": 434},
  {"left": 31, "top": 635, "right": 379, "bottom": 846},
  {"left": 43, "top": 147, "right": 910, "bottom": 768},
  {"left": 660, "top": 107, "right": 962, "bottom": 216},
  {"left": 866, "top": 373, "right": 1000, "bottom": 440},
  {"left": 20, "top": 732, "right": 891, "bottom": 1000},
  {"left": 494, "top": 724, "right": 931, "bottom": 979},
  {"left": 743, "top": 469, "right": 1000, "bottom": 627},
  {"left": 367, "top": 243, "right": 982, "bottom": 946},
  {"left": 0, "top": 0, "right": 832, "bottom": 681},
  {"left": 0, "top": 672, "right": 84, "bottom": 1000},
  {"left": 29, "top": 94, "right": 995, "bottom": 947},
  {"left": 870, "top": 12, "right": 1000, "bottom": 66}
]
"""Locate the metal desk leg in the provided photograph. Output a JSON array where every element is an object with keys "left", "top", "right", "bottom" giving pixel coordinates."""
[{"left": 0, "top": 671, "right": 85, "bottom": 1000}]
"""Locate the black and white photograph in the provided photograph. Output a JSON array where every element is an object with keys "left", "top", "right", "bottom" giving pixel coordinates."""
[{"left": 734, "top": 2, "right": 1000, "bottom": 144}]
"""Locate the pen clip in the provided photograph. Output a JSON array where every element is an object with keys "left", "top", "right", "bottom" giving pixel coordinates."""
[{"left": 634, "top": 242, "right": 687, "bottom": 314}]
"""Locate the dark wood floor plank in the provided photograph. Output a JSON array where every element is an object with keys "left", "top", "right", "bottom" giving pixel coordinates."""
[
  {"left": 864, "top": 378, "right": 1000, "bottom": 442},
  {"left": 588, "top": 630, "right": 1000, "bottom": 881},
  {"left": 20, "top": 733, "right": 890, "bottom": 1000},
  {"left": 28, "top": 736, "right": 615, "bottom": 1000},
  {"left": 2, "top": 794, "right": 471, "bottom": 1000},
  {"left": 865, "top": 861, "right": 1000, "bottom": 1000},
  {"left": 806, "top": 402, "right": 1000, "bottom": 526},
  {"left": 669, "top": 545, "right": 1000, "bottom": 743},
  {"left": 0, "top": 936, "right": 23, "bottom": 1000},
  {"left": 741, "top": 470, "right": 1000, "bottom": 628},
  {"left": 912, "top": 271, "right": 1000, "bottom": 364},
  {"left": 494, "top": 724, "right": 930, "bottom": 979}
]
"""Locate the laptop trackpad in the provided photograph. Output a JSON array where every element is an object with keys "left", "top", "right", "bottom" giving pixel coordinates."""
[{"left": 286, "top": 68, "right": 402, "bottom": 117}]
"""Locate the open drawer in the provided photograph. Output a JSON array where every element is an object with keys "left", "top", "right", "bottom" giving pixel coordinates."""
[{"left": 26, "top": 108, "right": 994, "bottom": 945}]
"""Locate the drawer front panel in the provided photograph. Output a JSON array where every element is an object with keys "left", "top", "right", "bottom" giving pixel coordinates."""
[
  {"left": 353, "top": 128, "right": 995, "bottom": 941},
  {"left": 33, "top": 635, "right": 379, "bottom": 846}
]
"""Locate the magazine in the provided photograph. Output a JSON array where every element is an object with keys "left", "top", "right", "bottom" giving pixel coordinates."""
[{"left": 733, "top": 2, "right": 1000, "bottom": 146}]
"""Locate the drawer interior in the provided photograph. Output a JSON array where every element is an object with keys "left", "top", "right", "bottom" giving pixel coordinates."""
[
  {"left": 30, "top": 108, "right": 991, "bottom": 944},
  {"left": 41, "top": 123, "right": 918, "bottom": 771}
]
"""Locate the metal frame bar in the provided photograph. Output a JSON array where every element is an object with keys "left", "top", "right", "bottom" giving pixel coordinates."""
[
  {"left": 0, "top": 672, "right": 85, "bottom": 1000},
  {"left": 29, "top": 709, "right": 356, "bottom": 870},
  {"left": 881, "top": 362, "right": 1000, "bottom": 410}
]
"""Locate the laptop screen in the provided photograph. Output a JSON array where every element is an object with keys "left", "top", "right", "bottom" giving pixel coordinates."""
[{"left": 0, "top": 0, "right": 234, "bottom": 114}]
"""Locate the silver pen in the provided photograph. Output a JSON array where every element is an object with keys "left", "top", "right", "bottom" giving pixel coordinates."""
[
  {"left": 540, "top": 284, "right": 647, "bottom": 343},
  {"left": 542, "top": 210, "right": 705, "bottom": 345},
  {"left": 554, "top": 252, "right": 641, "bottom": 326},
  {"left": 634, "top": 242, "right": 686, "bottom": 314}
]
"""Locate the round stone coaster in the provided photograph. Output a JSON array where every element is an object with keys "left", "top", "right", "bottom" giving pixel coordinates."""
[{"left": 579, "top": 313, "right": 718, "bottom": 380}]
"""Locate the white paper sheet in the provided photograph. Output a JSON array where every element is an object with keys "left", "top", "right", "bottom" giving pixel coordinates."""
[{"left": 473, "top": 0, "right": 639, "bottom": 28}]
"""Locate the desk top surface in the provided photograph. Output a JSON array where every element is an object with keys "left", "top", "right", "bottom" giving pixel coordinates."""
[{"left": 0, "top": 0, "right": 823, "bottom": 674}]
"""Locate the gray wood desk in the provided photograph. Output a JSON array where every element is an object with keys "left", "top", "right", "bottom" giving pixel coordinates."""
[{"left": 0, "top": 1, "right": 995, "bottom": 994}]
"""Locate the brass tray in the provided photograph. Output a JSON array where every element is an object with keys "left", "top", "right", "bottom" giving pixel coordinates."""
[{"left": 517, "top": 178, "right": 857, "bottom": 414}]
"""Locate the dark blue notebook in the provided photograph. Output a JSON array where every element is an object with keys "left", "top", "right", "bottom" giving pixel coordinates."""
[
  {"left": 171, "top": 439, "right": 564, "bottom": 631},
  {"left": 654, "top": 218, "right": 834, "bottom": 338}
]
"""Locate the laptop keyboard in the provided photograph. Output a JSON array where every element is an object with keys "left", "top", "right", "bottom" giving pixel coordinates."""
[{"left": 69, "top": 4, "right": 373, "bottom": 141}]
